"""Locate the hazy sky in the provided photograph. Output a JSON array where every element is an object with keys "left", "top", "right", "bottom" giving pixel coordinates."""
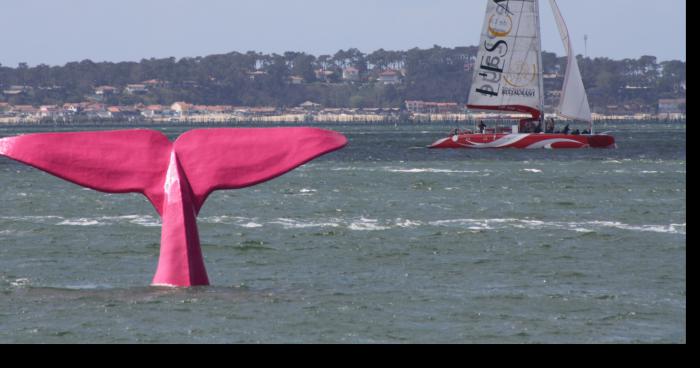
[{"left": 0, "top": 0, "right": 686, "bottom": 67}]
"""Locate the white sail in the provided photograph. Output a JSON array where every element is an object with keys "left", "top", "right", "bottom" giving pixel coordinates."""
[
  {"left": 549, "top": 0, "right": 592, "bottom": 122},
  {"left": 468, "top": 0, "right": 544, "bottom": 119}
]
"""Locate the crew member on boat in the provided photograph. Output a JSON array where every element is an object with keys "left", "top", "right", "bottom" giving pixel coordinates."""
[
  {"left": 545, "top": 118, "right": 556, "bottom": 133},
  {"left": 534, "top": 121, "right": 543, "bottom": 133},
  {"left": 563, "top": 124, "right": 570, "bottom": 135}
]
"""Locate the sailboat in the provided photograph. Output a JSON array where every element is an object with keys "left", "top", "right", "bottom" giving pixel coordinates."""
[{"left": 430, "top": 0, "right": 616, "bottom": 149}]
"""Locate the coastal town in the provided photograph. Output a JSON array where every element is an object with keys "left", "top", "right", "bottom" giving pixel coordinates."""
[
  {"left": 0, "top": 77, "right": 687, "bottom": 125},
  {"left": 0, "top": 97, "right": 687, "bottom": 125}
]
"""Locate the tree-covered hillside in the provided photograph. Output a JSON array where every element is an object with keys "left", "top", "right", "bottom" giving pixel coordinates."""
[{"left": 0, "top": 46, "right": 686, "bottom": 112}]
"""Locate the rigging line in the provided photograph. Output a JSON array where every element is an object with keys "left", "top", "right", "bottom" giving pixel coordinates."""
[{"left": 504, "top": 2, "right": 527, "bottom": 71}]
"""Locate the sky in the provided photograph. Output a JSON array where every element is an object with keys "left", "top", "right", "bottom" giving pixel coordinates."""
[{"left": 0, "top": 0, "right": 686, "bottom": 67}]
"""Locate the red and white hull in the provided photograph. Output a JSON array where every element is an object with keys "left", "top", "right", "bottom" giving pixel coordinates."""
[{"left": 429, "top": 133, "right": 616, "bottom": 150}]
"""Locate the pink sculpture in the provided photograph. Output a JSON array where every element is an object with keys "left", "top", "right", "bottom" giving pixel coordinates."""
[{"left": 0, "top": 128, "right": 347, "bottom": 287}]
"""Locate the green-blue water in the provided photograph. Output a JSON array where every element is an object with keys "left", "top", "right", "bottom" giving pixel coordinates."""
[{"left": 0, "top": 122, "right": 686, "bottom": 343}]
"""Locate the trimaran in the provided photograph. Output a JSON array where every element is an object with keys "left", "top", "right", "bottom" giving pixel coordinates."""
[{"left": 430, "top": 0, "right": 616, "bottom": 149}]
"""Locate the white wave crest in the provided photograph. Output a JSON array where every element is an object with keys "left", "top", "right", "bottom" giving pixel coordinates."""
[
  {"left": 10, "top": 278, "right": 31, "bottom": 288},
  {"left": 331, "top": 167, "right": 373, "bottom": 172},
  {"left": 348, "top": 217, "right": 391, "bottom": 231},
  {"left": 587, "top": 221, "right": 686, "bottom": 235},
  {"left": 240, "top": 222, "right": 263, "bottom": 228},
  {"left": 430, "top": 218, "right": 685, "bottom": 235},
  {"left": 395, "top": 219, "right": 423, "bottom": 228},
  {"left": 0, "top": 215, "right": 63, "bottom": 222},
  {"left": 270, "top": 218, "right": 341, "bottom": 229},
  {"left": 385, "top": 167, "right": 480, "bottom": 174},
  {"left": 129, "top": 216, "right": 161, "bottom": 227},
  {"left": 58, "top": 219, "right": 103, "bottom": 226}
]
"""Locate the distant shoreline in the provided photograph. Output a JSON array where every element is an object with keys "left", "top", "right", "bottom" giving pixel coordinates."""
[{"left": 0, "top": 116, "right": 687, "bottom": 128}]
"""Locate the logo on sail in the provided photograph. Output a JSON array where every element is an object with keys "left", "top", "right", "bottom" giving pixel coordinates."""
[
  {"left": 487, "top": 14, "right": 513, "bottom": 37},
  {"left": 503, "top": 60, "right": 538, "bottom": 96},
  {"left": 474, "top": 4, "right": 513, "bottom": 97},
  {"left": 504, "top": 61, "right": 537, "bottom": 88},
  {"left": 502, "top": 87, "right": 536, "bottom": 97}
]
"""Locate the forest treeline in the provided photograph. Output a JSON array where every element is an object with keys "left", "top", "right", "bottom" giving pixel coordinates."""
[{"left": 0, "top": 46, "right": 686, "bottom": 112}]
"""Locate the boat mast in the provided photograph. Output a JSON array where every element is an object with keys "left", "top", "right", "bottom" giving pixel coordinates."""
[
  {"left": 585, "top": 35, "right": 595, "bottom": 134},
  {"left": 535, "top": 0, "right": 545, "bottom": 126}
]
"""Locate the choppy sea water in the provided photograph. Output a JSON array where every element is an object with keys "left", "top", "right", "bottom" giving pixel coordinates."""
[{"left": 0, "top": 122, "right": 686, "bottom": 343}]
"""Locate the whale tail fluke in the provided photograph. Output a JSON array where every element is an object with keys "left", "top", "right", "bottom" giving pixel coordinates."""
[
  {"left": 1, "top": 128, "right": 347, "bottom": 287},
  {"left": 174, "top": 127, "right": 348, "bottom": 212},
  {"left": 0, "top": 130, "right": 173, "bottom": 214}
]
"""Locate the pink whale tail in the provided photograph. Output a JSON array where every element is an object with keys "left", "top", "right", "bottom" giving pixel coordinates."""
[{"left": 0, "top": 128, "right": 347, "bottom": 287}]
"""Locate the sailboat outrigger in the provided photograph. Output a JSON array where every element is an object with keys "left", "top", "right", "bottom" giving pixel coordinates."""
[{"left": 430, "top": 0, "right": 616, "bottom": 149}]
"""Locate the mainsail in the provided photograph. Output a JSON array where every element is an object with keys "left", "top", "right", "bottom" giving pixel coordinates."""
[
  {"left": 468, "top": 0, "right": 544, "bottom": 120},
  {"left": 549, "top": 0, "right": 592, "bottom": 123}
]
